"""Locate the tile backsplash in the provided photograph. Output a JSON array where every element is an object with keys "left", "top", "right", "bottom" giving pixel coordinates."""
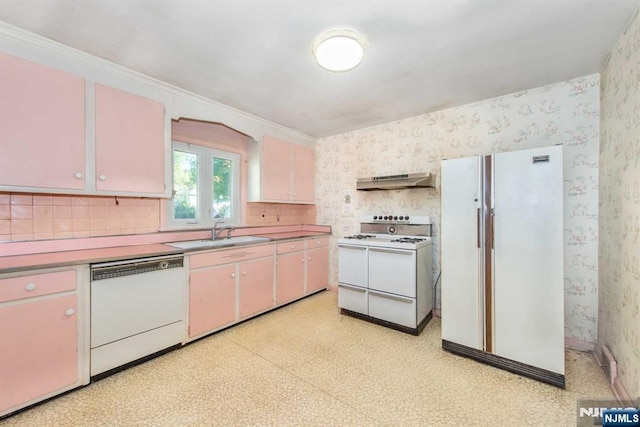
[
  {"left": 0, "top": 193, "right": 316, "bottom": 242},
  {"left": 246, "top": 203, "right": 316, "bottom": 226},
  {"left": 0, "top": 193, "right": 160, "bottom": 242}
]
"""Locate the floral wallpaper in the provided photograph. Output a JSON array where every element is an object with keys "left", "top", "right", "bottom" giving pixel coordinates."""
[
  {"left": 316, "top": 74, "right": 600, "bottom": 346},
  {"left": 599, "top": 8, "right": 640, "bottom": 401}
]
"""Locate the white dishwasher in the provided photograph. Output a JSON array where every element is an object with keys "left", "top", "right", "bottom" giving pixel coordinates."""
[{"left": 90, "top": 255, "right": 185, "bottom": 377}]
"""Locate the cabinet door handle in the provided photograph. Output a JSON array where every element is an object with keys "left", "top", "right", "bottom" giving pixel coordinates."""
[
  {"left": 242, "top": 271, "right": 246, "bottom": 276},
  {"left": 231, "top": 273, "right": 236, "bottom": 278},
  {"left": 99, "top": 174, "right": 107, "bottom": 181},
  {"left": 301, "top": 258, "right": 305, "bottom": 263},
  {"left": 308, "top": 256, "right": 311, "bottom": 261},
  {"left": 65, "top": 308, "right": 75, "bottom": 316},
  {"left": 75, "top": 172, "right": 83, "bottom": 179},
  {"left": 25, "top": 283, "right": 36, "bottom": 291}
]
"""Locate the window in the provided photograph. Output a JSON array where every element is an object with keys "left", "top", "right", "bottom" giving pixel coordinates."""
[{"left": 168, "top": 141, "right": 240, "bottom": 227}]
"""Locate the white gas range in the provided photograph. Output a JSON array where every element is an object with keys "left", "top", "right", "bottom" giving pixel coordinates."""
[{"left": 337, "top": 215, "right": 433, "bottom": 335}]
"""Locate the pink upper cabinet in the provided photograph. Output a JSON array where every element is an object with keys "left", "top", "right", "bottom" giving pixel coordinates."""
[
  {"left": 95, "top": 84, "right": 165, "bottom": 195},
  {"left": 262, "top": 135, "right": 291, "bottom": 201},
  {"left": 258, "top": 135, "right": 315, "bottom": 203},
  {"left": 292, "top": 144, "right": 314, "bottom": 203},
  {"left": 0, "top": 53, "right": 85, "bottom": 190}
]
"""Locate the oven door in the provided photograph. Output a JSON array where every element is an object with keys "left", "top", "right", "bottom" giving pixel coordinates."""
[
  {"left": 368, "top": 247, "right": 416, "bottom": 297},
  {"left": 338, "top": 243, "right": 368, "bottom": 287}
]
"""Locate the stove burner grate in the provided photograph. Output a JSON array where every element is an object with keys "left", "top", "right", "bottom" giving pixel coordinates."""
[{"left": 390, "top": 237, "right": 427, "bottom": 243}]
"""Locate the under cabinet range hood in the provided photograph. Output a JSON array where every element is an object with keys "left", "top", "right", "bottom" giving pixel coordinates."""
[{"left": 356, "top": 172, "right": 436, "bottom": 191}]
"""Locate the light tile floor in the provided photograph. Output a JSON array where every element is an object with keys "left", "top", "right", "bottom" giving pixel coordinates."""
[{"left": 1, "top": 291, "right": 614, "bottom": 426}]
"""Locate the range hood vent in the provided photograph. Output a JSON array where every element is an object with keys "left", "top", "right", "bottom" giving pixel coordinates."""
[{"left": 356, "top": 172, "right": 436, "bottom": 191}]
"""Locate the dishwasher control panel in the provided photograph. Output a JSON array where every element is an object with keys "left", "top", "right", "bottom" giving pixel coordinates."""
[{"left": 91, "top": 255, "right": 184, "bottom": 281}]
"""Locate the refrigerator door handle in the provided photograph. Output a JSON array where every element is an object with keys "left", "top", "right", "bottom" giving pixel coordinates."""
[
  {"left": 477, "top": 208, "right": 481, "bottom": 248},
  {"left": 490, "top": 209, "right": 495, "bottom": 249}
]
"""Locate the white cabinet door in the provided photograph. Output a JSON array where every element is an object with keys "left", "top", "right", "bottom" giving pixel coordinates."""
[
  {"left": 441, "top": 156, "right": 484, "bottom": 350},
  {"left": 337, "top": 244, "right": 368, "bottom": 287},
  {"left": 492, "top": 145, "right": 564, "bottom": 374}
]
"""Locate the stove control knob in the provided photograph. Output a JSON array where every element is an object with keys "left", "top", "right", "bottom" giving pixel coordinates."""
[
  {"left": 383, "top": 216, "right": 387, "bottom": 220},
  {"left": 373, "top": 215, "right": 377, "bottom": 220},
  {"left": 405, "top": 215, "right": 410, "bottom": 220},
  {"left": 393, "top": 216, "right": 398, "bottom": 220}
]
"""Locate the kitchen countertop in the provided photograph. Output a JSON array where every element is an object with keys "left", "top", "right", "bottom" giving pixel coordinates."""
[
  {"left": 257, "top": 231, "right": 329, "bottom": 240},
  {"left": 0, "top": 231, "right": 331, "bottom": 275}
]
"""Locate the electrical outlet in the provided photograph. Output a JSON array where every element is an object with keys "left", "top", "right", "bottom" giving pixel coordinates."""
[{"left": 345, "top": 194, "right": 351, "bottom": 204}]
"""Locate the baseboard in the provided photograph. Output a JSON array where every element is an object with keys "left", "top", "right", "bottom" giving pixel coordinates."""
[
  {"left": 595, "top": 344, "right": 635, "bottom": 406},
  {"left": 564, "top": 337, "right": 595, "bottom": 352},
  {"left": 612, "top": 377, "right": 635, "bottom": 406}
]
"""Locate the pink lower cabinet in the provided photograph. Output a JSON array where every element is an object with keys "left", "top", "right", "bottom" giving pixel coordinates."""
[
  {"left": 306, "top": 239, "right": 329, "bottom": 294},
  {"left": 276, "top": 251, "right": 305, "bottom": 304},
  {"left": 188, "top": 264, "right": 236, "bottom": 338},
  {"left": 0, "top": 295, "right": 78, "bottom": 413},
  {"left": 276, "top": 240, "right": 306, "bottom": 304},
  {"left": 239, "top": 258, "right": 275, "bottom": 318},
  {"left": 187, "top": 244, "right": 275, "bottom": 340}
]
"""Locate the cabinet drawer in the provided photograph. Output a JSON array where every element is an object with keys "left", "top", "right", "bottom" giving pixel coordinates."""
[
  {"left": 276, "top": 240, "right": 305, "bottom": 254},
  {"left": 190, "top": 244, "right": 274, "bottom": 269},
  {"left": 306, "top": 237, "right": 329, "bottom": 249},
  {"left": 0, "top": 270, "right": 77, "bottom": 303}
]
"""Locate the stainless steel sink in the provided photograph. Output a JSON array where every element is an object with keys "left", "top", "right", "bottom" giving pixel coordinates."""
[{"left": 167, "top": 235, "right": 271, "bottom": 250}]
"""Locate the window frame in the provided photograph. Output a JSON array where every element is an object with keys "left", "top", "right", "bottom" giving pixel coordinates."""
[{"left": 167, "top": 140, "right": 241, "bottom": 228}]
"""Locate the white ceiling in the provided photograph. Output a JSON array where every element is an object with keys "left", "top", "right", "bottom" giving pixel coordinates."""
[{"left": 0, "top": 1, "right": 638, "bottom": 138}]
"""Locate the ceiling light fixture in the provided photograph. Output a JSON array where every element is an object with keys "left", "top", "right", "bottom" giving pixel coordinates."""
[{"left": 312, "top": 29, "right": 366, "bottom": 72}]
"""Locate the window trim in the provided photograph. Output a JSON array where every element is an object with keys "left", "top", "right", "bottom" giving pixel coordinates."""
[{"left": 167, "top": 140, "right": 241, "bottom": 228}]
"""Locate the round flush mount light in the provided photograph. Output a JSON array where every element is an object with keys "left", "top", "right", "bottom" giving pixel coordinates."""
[{"left": 312, "top": 29, "right": 366, "bottom": 72}]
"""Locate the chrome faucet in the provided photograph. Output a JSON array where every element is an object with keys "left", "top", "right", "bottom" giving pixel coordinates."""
[{"left": 212, "top": 222, "right": 234, "bottom": 240}]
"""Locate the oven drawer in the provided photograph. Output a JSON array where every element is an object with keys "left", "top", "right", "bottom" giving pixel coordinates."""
[
  {"left": 338, "top": 244, "right": 368, "bottom": 287},
  {"left": 338, "top": 284, "right": 368, "bottom": 315},
  {"left": 368, "top": 247, "right": 416, "bottom": 297},
  {"left": 368, "top": 290, "right": 416, "bottom": 328}
]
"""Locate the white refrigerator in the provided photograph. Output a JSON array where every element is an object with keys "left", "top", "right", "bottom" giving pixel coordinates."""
[{"left": 440, "top": 145, "right": 565, "bottom": 388}]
